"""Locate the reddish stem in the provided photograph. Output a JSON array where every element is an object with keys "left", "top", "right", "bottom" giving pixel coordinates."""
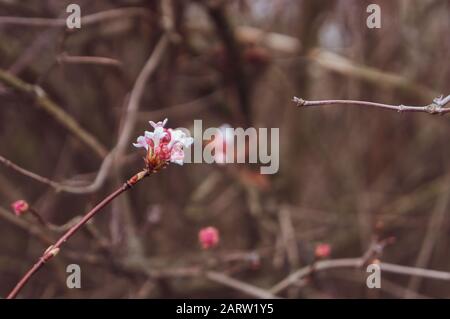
[
  {"left": 29, "top": 208, "right": 48, "bottom": 227},
  {"left": 6, "top": 170, "right": 149, "bottom": 299}
]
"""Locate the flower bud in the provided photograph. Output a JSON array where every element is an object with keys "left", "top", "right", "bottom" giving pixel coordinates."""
[
  {"left": 315, "top": 243, "right": 331, "bottom": 259},
  {"left": 198, "top": 226, "right": 220, "bottom": 249},
  {"left": 11, "top": 200, "right": 29, "bottom": 216}
]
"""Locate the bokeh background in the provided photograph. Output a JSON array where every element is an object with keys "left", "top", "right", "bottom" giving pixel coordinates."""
[{"left": 0, "top": 0, "right": 449, "bottom": 298}]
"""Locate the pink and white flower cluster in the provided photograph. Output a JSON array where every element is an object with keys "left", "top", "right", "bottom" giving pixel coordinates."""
[{"left": 133, "top": 119, "right": 193, "bottom": 169}]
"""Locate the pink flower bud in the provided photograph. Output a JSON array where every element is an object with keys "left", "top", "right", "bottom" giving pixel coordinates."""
[
  {"left": 198, "top": 226, "right": 220, "bottom": 249},
  {"left": 315, "top": 243, "right": 331, "bottom": 258},
  {"left": 11, "top": 200, "right": 29, "bottom": 216}
]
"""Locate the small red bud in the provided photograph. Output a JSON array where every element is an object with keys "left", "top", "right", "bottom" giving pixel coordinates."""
[
  {"left": 198, "top": 227, "right": 220, "bottom": 249},
  {"left": 11, "top": 200, "right": 29, "bottom": 216},
  {"left": 315, "top": 243, "right": 331, "bottom": 259}
]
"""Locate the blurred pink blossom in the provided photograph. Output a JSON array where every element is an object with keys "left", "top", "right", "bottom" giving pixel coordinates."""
[
  {"left": 11, "top": 200, "right": 29, "bottom": 216},
  {"left": 210, "top": 124, "right": 233, "bottom": 164},
  {"left": 198, "top": 226, "right": 220, "bottom": 249},
  {"left": 315, "top": 243, "right": 331, "bottom": 258}
]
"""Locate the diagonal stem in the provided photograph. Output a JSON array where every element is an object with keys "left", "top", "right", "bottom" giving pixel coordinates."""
[
  {"left": 0, "top": 154, "right": 62, "bottom": 190},
  {"left": 6, "top": 169, "right": 149, "bottom": 299}
]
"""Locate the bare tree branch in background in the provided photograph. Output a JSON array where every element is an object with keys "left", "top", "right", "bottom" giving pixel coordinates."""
[
  {"left": 293, "top": 95, "right": 450, "bottom": 115},
  {"left": 0, "top": 68, "right": 108, "bottom": 158},
  {"left": 271, "top": 252, "right": 450, "bottom": 295},
  {"left": 0, "top": 7, "right": 152, "bottom": 28},
  {"left": 56, "top": 54, "right": 122, "bottom": 68}
]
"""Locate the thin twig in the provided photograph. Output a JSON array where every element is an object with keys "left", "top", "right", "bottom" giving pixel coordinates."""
[
  {"left": 206, "top": 271, "right": 279, "bottom": 299},
  {"left": 0, "top": 206, "right": 104, "bottom": 267},
  {"left": 405, "top": 185, "right": 450, "bottom": 297},
  {"left": 57, "top": 54, "right": 122, "bottom": 68},
  {"left": 277, "top": 206, "right": 300, "bottom": 269},
  {"left": 270, "top": 257, "right": 450, "bottom": 294},
  {"left": 205, "top": 2, "right": 251, "bottom": 125},
  {"left": 0, "top": 154, "right": 62, "bottom": 190},
  {"left": 0, "top": 206, "right": 53, "bottom": 245},
  {"left": 6, "top": 170, "right": 150, "bottom": 299},
  {"left": 335, "top": 272, "right": 430, "bottom": 299},
  {"left": 292, "top": 95, "right": 450, "bottom": 115},
  {"left": 0, "top": 7, "right": 152, "bottom": 27},
  {"left": 0, "top": 69, "right": 108, "bottom": 158}
]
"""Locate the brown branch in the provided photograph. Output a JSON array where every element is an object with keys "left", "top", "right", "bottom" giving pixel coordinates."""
[
  {"left": 6, "top": 170, "right": 150, "bottom": 299},
  {"left": 277, "top": 206, "right": 300, "bottom": 269},
  {"left": 0, "top": 154, "right": 62, "bottom": 190},
  {"left": 205, "top": 271, "right": 279, "bottom": 299},
  {"left": 405, "top": 186, "right": 450, "bottom": 297},
  {"left": 0, "top": 206, "right": 53, "bottom": 246},
  {"left": 293, "top": 95, "right": 450, "bottom": 115},
  {"left": 204, "top": 1, "right": 251, "bottom": 125},
  {"left": 0, "top": 205, "right": 105, "bottom": 261},
  {"left": 57, "top": 54, "right": 122, "bottom": 68},
  {"left": 114, "top": 247, "right": 276, "bottom": 299},
  {"left": 0, "top": 7, "right": 152, "bottom": 27},
  {"left": 0, "top": 68, "right": 108, "bottom": 158},
  {"left": 270, "top": 256, "right": 450, "bottom": 295}
]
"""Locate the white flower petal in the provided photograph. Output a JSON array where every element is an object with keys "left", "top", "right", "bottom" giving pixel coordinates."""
[
  {"left": 168, "top": 129, "right": 192, "bottom": 148},
  {"left": 149, "top": 119, "right": 168, "bottom": 129},
  {"left": 133, "top": 136, "right": 148, "bottom": 150},
  {"left": 170, "top": 143, "right": 186, "bottom": 165},
  {"left": 152, "top": 127, "right": 167, "bottom": 147},
  {"left": 144, "top": 131, "right": 153, "bottom": 138},
  {"left": 179, "top": 136, "right": 194, "bottom": 148}
]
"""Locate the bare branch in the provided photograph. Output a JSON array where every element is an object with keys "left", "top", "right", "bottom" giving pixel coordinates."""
[
  {"left": 0, "top": 8, "right": 151, "bottom": 28},
  {"left": 0, "top": 69, "right": 108, "bottom": 158},
  {"left": 206, "top": 271, "right": 279, "bottom": 299},
  {"left": 57, "top": 54, "right": 122, "bottom": 68},
  {"left": 270, "top": 257, "right": 450, "bottom": 294},
  {"left": 405, "top": 184, "right": 450, "bottom": 297},
  {"left": 293, "top": 95, "right": 450, "bottom": 115},
  {"left": 0, "top": 155, "right": 62, "bottom": 190}
]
